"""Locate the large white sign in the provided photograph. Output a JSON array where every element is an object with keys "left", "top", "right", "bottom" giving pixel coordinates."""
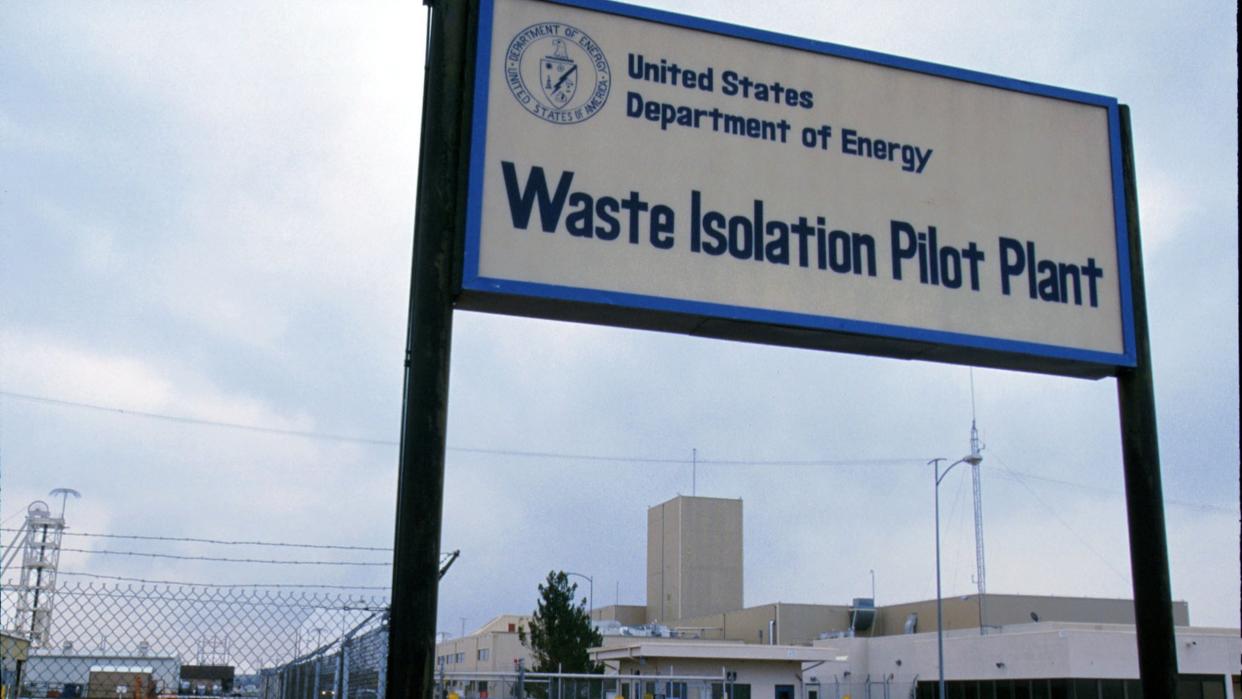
[{"left": 459, "top": 0, "right": 1135, "bottom": 376}]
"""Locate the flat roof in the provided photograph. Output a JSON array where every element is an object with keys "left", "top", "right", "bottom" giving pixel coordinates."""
[{"left": 593, "top": 643, "right": 843, "bottom": 663}]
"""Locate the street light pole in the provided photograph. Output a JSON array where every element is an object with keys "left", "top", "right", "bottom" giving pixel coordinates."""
[
  {"left": 931, "top": 454, "right": 982, "bottom": 699},
  {"left": 565, "top": 572, "right": 594, "bottom": 619}
]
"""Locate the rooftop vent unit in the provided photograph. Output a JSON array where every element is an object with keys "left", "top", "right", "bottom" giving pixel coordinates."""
[{"left": 849, "top": 598, "right": 876, "bottom": 633}]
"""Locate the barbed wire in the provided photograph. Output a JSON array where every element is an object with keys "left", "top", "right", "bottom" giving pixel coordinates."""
[
  {"left": 43, "top": 583, "right": 389, "bottom": 611},
  {"left": 52, "top": 546, "right": 391, "bottom": 566},
  {"left": 57, "top": 570, "right": 392, "bottom": 590}
]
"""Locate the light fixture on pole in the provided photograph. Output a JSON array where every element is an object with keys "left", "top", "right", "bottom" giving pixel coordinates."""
[
  {"left": 931, "top": 453, "right": 982, "bottom": 699},
  {"left": 565, "top": 571, "right": 594, "bottom": 619}
]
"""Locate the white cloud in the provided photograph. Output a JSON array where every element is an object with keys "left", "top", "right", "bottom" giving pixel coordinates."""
[
  {"left": 2, "top": 331, "right": 175, "bottom": 411},
  {"left": 0, "top": 329, "right": 313, "bottom": 431}
]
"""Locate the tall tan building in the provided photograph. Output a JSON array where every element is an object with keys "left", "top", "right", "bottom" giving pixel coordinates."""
[{"left": 646, "top": 495, "right": 743, "bottom": 624}]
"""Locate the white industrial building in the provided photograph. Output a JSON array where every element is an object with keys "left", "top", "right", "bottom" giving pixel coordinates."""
[
  {"left": 592, "top": 623, "right": 1239, "bottom": 698},
  {"left": 437, "top": 495, "right": 1240, "bottom": 698}
]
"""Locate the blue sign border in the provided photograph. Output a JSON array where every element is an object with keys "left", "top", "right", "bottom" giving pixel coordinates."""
[{"left": 461, "top": 0, "right": 1137, "bottom": 374}]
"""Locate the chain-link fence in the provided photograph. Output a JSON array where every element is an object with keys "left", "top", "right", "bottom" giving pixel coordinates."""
[
  {"left": 0, "top": 581, "right": 389, "bottom": 698},
  {"left": 816, "top": 679, "right": 910, "bottom": 699},
  {"left": 433, "top": 671, "right": 727, "bottom": 699},
  {"left": 257, "top": 612, "right": 388, "bottom": 699}
]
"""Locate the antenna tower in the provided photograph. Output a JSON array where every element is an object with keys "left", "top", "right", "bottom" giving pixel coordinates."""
[{"left": 969, "top": 371, "right": 987, "bottom": 634}]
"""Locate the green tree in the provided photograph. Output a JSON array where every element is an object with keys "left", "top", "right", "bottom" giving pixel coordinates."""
[{"left": 519, "top": 571, "right": 603, "bottom": 673}]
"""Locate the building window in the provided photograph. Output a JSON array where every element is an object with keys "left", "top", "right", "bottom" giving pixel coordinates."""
[
  {"left": 1177, "top": 674, "right": 1230, "bottom": 699},
  {"left": 710, "top": 684, "right": 750, "bottom": 699},
  {"left": 917, "top": 678, "right": 1235, "bottom": 699},
  {"left": 478, "top": 648, "right": 490, "bottom": 661}
]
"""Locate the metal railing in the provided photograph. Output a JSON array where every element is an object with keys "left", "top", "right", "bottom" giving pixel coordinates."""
[{"left": 434, "top": 671, "right": 726, "bottom": 699}]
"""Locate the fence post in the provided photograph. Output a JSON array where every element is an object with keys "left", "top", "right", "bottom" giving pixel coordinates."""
[
  {"left": 377, "top": 639, "right": 388, "bottom": 699},
  {"left": 338, "top": 637, "right": 350, "bottom": 699}
]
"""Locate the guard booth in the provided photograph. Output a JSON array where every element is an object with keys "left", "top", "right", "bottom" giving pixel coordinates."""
[{"left": 1, "top": 633, "right": 30, "bottom": 699}]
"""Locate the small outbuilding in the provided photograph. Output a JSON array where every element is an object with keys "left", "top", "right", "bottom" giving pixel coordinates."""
[{"left": 593, "top": 641, "right": 846, "bottom": 699}]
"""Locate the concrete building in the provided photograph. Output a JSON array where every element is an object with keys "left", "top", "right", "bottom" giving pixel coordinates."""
[
  {"left": 668, "top": 594, "right": 1192, "bottom": 645},
  {"left": 648, "top": 497, "right": 743, "bottom": 625},
  {"left": 435, "top": 615, "right": 533, "bottom": 674},
  {"left": 593, "top": 624, "right": 1239, "bottom": 698},
  {"left": 438, "top": 495, "right": 1240, "bottom": 698},
  {"left": 594, "top": 640, "right": 842, "bottom": 699},
  {"left": 590, "top": 605, "right": 648, "bottom": 626}
]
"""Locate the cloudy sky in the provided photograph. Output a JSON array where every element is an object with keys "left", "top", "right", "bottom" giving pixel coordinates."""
[{"left": 1, "top": 0, "right": 1236, "bottom": 647}]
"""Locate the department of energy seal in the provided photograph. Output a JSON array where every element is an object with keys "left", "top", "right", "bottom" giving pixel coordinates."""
[{"left": 505, "top": 22, "right": 611, "bottom": 125}]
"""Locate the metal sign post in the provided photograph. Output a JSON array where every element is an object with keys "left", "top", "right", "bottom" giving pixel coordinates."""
[
  {"left": 388, "top": 1, "right": 476, "bottom": 698},
  {"left": 1116, "top": 105, "right": 1177, "bottom": 695}
]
